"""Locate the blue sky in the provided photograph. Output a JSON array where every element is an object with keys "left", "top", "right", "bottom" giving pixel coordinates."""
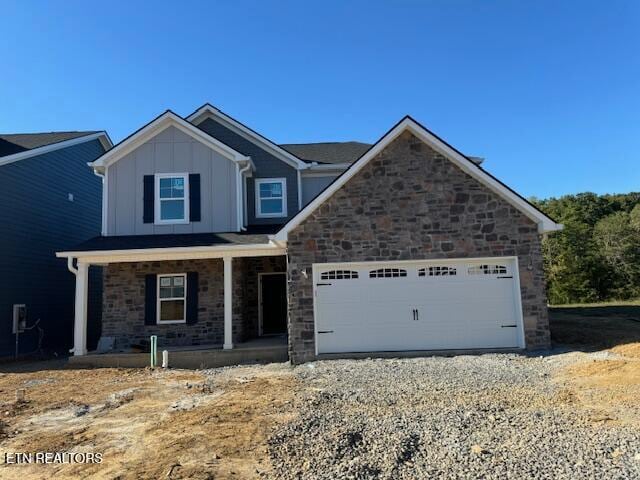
[{"left": 1, "top": 1, "right": 638, "bottom": 198}]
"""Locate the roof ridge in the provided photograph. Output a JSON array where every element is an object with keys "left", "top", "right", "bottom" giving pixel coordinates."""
[
  {"left": 280, "top": 141, "right": 371, "bottom": 146},
  {"left": 0, "top": 130, "right": 98, "bottom": 136}
]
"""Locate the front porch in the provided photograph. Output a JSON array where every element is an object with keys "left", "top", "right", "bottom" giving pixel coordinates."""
[
  {"left": 67, "top": 335, "right": 288, "bottom": 369},
  {"left": 57, "top": 236, "right": 289, "bottom": 365}
]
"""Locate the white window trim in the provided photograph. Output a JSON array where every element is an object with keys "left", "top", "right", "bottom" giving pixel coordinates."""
[
  {"left": 155, "top": 173, "right": 190, "bottom": 225},
  {"left": 255, "top": 177, "right": 287, "bottom": 218},
  {"left": 157, "top": 273, "right": 187, "bottom": 324}
]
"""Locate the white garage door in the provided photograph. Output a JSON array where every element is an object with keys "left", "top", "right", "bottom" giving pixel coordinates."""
[{"left": 314, "top": 258, "right": 524, "bottom": 354}]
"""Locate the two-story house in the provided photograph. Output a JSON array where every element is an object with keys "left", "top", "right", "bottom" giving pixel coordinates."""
[
  {"left": 1, "top": 130, "right": 111, "bottom": 357},
  {"left": 57, "top": 104, "right": 562, "bottom": 364}
]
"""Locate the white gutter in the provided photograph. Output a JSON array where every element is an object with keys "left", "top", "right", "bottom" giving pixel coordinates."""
[
  {"left": 303, "top": 162, "right": 351, "bottom": 172},
  {"left": 56, "top": 241, "right": 286, "bottom": 264},
  {"left": 67, "top": 257, "right": 78, "bottom": 275},
  {"left": 237, "top": 160, "right": 252, "bottom": 231}
]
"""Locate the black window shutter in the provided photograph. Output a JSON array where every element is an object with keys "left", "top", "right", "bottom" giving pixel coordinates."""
[
  {"left": 186, "top": 272, "right": 199, "bottom": 324},
  {"left": 144, "top": 274, "right": 157, "bottom": 325},
  {"left": 143, "top": 175, "right": 154, "bottom": 223},
  {"left": 189, "top": 174, "right": 201, "bottom": 222}
]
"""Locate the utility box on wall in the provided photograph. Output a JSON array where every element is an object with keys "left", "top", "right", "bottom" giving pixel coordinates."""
[{"left": 12, "top": 304, "right": 26, "bottom": 334}]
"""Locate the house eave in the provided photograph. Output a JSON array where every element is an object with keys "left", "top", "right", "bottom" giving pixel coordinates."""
[
  {"left": 56, "top": 242, "right": 286, "bottom": 264},
  {"left": 273, "top": 116, "right": 563, "bottom": 242},
  {"left": 0, "top": 132, "right": 112, "bottom": 168}
]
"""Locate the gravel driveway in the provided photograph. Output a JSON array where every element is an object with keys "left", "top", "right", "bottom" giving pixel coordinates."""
[{"left": 267, "top": 352, "right": 640, "bottom": 479}]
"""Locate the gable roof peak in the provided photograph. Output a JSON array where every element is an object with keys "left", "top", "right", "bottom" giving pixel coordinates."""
[
  {"left": 273, "top": 115, "right": 562, "bottom": 240},
  {"left": 186, "top": 103, "right": 308, "bottom": 169},
  {"left": 90, "top": 109, "right": 250, "bottom": 173}
]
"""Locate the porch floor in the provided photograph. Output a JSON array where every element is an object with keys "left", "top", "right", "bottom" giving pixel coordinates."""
[{"left": 67, "top": 335, "right": 288, "bottom": 369}]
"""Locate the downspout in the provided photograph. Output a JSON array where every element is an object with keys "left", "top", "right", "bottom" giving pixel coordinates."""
[
  {"left": 93, "top": 168, "right": 106, "bottom": 235},
  {"left": 66, "top": 257, "right": 78, "bottom": 353},
  {"left": 297, "top": 162, "right": 314, "bottom": 210},
  {"left": 297, "top": 169, "right": 302, "bottom": 210},
  {"left": 237, "top": 160, "right": 252, "bottom": 231},
  {"left": 67, "top": 257, "right": 78, "bottom": 275}
]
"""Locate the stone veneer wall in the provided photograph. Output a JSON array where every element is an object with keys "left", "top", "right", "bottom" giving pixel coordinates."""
[
  {"left": 102, "top": 256, "right": 286, "bottom": 350},
  {"left": 286, "top": 130, "right": 550, "bottom": 364}
]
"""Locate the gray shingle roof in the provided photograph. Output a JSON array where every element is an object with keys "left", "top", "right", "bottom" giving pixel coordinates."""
[
  {"left": 0, "top": 131, "right": 98, "bottom": 158},
  {"left": 280, "top": 141, "right": 372, "bottom": 165},
  {"left": 64, "top": 225, "right": 282, "bottom": 253}
]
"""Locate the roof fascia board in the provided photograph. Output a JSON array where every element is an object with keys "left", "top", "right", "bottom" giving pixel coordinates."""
[
  {"left": 274, "top": 117, "right": 562, "bottom": 241},
  {"left": 0, "top": 132, "right": 112, "bottom": 168},
  {"left": 92, "top": 112, "right": 250, "bottom": 171},
  {"left": 302, "top": 162, "right": 352, "bottom": 173},
  {"left": 187, "top": 104, "right": 307, "bottom": 170},
  {"left": 56, "top": 242, "right": 285, "bottom": 264}
]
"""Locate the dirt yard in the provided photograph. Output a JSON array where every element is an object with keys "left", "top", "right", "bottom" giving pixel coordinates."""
[
  {"left": 0, "top": 303, "right": 638, "bottom": 479},
  {"left": 0, "top": 363, "right": 297, "bottom": 479}
]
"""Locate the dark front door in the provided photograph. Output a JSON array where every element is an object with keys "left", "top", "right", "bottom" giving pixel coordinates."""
[{"left": 261, "top": 274, "right": 287, "bottom": 335}]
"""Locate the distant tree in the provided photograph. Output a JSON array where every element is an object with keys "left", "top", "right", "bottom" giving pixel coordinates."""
[
  {"left": 533, "top": 192, "right": 640, "bottom": 304},
  {"left": 594, "top": 211, "right": 640, "bottom": 299},
  {"left": 630, "top": 204, "right": 640, "bottom": 231}
]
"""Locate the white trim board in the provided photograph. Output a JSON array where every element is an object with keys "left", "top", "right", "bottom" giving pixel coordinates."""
[
  {"left": 0, "top": 132, "right": 112, "bottom": 168},
  {"left": 56, "top": 242, "right": 286, "bottom": 264},
  {"left": 186, "top": 103, "right": 308, "bottom": 170},
  {"left": 274, "top": 116, "right": 563, "bottom": 241},
  {"left": 90, "top": 110, "right": 251, "bottom": 173}
]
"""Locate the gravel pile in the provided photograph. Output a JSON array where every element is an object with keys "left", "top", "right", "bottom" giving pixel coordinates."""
[{"left": 267, "top": 353, "right": 640, "bottom": 479}]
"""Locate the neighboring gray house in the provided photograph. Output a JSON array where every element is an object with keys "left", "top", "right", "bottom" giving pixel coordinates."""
[
  {"left": 57, "top": 104, "right": 562, "bottom": 364},
  {"left": 0, "top": 131, "right": 112, "bottom": 357}
]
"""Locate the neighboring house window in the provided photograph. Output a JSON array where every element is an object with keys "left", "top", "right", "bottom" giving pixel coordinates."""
[
  {"left": 155, "top": 173, "right": 189, "bottom": 224},
  {"left": 157, "top": 274, "right": 187, "bottom": 323},
  {"left": 255, "top": 178, "right": 287, "bottom": 218}
]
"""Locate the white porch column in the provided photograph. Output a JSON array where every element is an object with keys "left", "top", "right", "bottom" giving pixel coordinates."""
[
  {"left": 73, "top": 261, "right": 89, "bottom": 356},
  {"left": 223, "top": 256, "right": 234, "bottom": 349}
]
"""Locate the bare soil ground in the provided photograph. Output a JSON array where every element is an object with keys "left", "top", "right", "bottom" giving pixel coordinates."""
[
  {"left": 0, "top": 363, "right": 296, "bottom": 479},
  {"left": 0, "top": 303, "right": 638, "bottom": 479},
  {"left": 551, "top": 303, "right": 640, "bottom": 428}
]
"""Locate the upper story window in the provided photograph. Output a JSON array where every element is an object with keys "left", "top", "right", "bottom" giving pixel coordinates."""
[
  {"left": 155, "top": 173, "right": 189, "bottom": 224},
  {"left": 255, "top": 178, "right": 287, "bottom": 218}
]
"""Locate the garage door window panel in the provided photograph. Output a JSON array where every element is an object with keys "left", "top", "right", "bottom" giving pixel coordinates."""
[
  {"left": 468, "top": 264, "right": 508, "bottom": 275},
  {"left": 369, "top": 268, "right": 407, "bottom": 278},
  {"left": 320, "top": 270, "right": 359, "bottom": 280},
  {"left": 418, "top": 266, "right": 457, "bottom": 277}
]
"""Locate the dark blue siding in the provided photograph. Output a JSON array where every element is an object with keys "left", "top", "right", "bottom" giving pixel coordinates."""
[
  {"left": 197, "top": 118, "right": 300, "bottom": 225},
  {"left": 0, "top": 139, "right": 105, "bottom": 357}
]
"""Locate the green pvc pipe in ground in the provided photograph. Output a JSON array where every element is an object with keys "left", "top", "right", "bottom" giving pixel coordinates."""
[{"left": 150, "top": 335, "right": 158, "bottom": 368}]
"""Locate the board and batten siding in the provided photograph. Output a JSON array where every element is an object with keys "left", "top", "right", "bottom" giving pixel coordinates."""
[
  {"left": 196, "top": 117, "right": 299, "bottom": 225},
  {"left": 0, "top": 139, "right": 105, "bottom": 356},
  {"left": 106, "top": 126, "right": 238, "bottom": 235},
  {"left": 301, "top": 174, "right": 340, "bottom": 207}
]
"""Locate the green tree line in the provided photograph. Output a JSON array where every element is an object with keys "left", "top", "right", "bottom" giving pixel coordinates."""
[{"left": 532, "top": 192, "right": 640, "bottom": 305}]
